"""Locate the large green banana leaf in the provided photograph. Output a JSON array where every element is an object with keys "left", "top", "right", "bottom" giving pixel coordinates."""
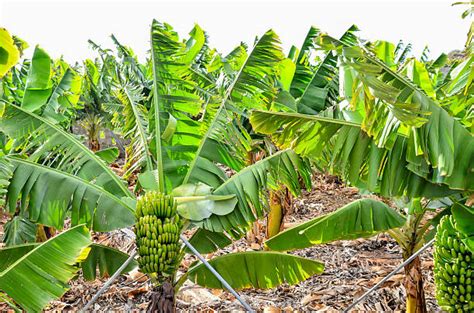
[
  {"left": 2, "top": 156, "right": 134, "bottom": 231},
  {"left": 292, "top": 25, "right": 359, "bottom": 114},
  {"left": 0, "top": 242, "right": 137, "bottom": 282},
  {"left": 147, "top": 22, "right": 287, "bottom": 194},
  {"left": 107, "top": 85, "right": 152, "bottom": 177},
  {"left": 0, "top": 103, "right": 131, "bottom": 198},
  {"left": 187, "top": 251, "right": 324, "bottom": 289},
  {"left": 2, "top": 45, "right": 81, "bottom": 121},
  {"left": 289, "top": 26, "right": 320, "bottom": 99},
  {"left": 195, "top": 149, "right": 311, "bottom": 233},
  {"left": 265, "top": 198, "right": 405, "bottom": 251},
  {"left": 150, "top": 20, "right": 204, "bottom": 192},
  {"left": 0, "top": 225, "right": 91, "bottom": 312},
  {"left": 186, "top": 228, "right": 233, "bottom": 254},
  {"left": 227, "top": 29, "right": 283, "bottom": 109},
  {"left": 42, "top": 66, "right": 82, "bottom": 123},
  {"left": 21, "top": 46, "right": 52, "bottom": 112},
  {"left": 337, "top": 44, "right": 474, "bottom": 191},
  {"left": 440, "top": 55, "right": 473, "bottom": 131},
  {"left": 0, "top": 28, "right": 20, "bottom": 78},
  {"left": 250, "top": 110, "right": 455, "bottom": 198},
  {"left": 182, "top": 29, "right": 284, "bottom": 189}
]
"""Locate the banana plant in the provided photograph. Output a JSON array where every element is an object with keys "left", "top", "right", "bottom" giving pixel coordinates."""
[
  {"left": 250, "top": 30, "right": 474, "bottom": 312},
  {"left": 111, "top": 21, "right": 321, "bottom": 310},
  {"left": 78, "top": 57, "right": 114, "bottom": 151},
  {"left": 1, "top": 44, "right": 84, "bottom": 243},
  {"left": 0, "top": 22, "right": 323, "bottom": 311},
  {"left": 259, "top": 25, "right": 360, "bottom": 239}
]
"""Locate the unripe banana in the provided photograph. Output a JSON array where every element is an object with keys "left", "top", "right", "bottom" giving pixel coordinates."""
[
  {"left": 448, "top": 237, "right": 454, "bottom": 249},
  {"left": 134, "top": 191, "right": 184, "bottom": 277},
  {"left": 434, "top": 215, "right": 474, "bottom": 311},
  {"left": 453, "top": 263, "right": 460, "bottom": 276},
  {"left": 446, "top": 263, "right": 454, "bottom": 275},
  {"left": 454, "top": 239, "right": 460, "bottom": 252}
]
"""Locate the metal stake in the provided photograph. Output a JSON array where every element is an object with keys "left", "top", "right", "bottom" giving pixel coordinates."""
[
  {"left": 81, "top": 251, "right": 137, "bottom": 312},
  {"left": 343, "top": 238, "right": 435, "bottom": 312},
  {"left": 180, "top": 234, "right": 254, "bottom": 312}
]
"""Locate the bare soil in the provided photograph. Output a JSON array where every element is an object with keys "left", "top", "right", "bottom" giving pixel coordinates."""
[{"left": 0, "top": 174, "right": 440, "bottom": 312}]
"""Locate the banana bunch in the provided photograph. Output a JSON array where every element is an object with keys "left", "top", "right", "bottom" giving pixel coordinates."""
[
  {"left": 434, "top": 215, "right": 474, "bottom": 312},
  {"left": 134, "top": 191, "right": 183, "bottom": 276}
]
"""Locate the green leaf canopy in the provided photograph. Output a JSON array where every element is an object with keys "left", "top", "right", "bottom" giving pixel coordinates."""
[
  {"left": 0, "top": 103, "right": 131, "bottom": 198},
  {"left": 250, "top": 110, "right": 456, "bottom": 198},
  {"left": 3, "top": 156, "right": 134, "bottom": 231}
]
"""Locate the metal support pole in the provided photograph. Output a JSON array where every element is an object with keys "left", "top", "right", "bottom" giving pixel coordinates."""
[
  {"left": 343, "top": 238, "right": 435, "bottom": 312},
  {"left": 180, "top": 234, "right": 254, "bottom": 312},
  {"left": 81, "top": 251, "right": 137, "bottom": 312}
]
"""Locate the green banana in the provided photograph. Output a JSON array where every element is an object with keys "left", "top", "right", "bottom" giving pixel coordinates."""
[
  {"left": 134, "top": 191, "right": 184, "bottom": 277},
  {"left": 434, "top": 215, "right": 474, "bottom": 311}
]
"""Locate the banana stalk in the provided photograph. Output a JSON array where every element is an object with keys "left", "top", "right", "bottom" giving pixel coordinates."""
[{"left": 134, "top": 191, "right": 185, "bottom": 313}]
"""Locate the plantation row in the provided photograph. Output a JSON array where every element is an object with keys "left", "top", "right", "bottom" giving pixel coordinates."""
[{"left": 0, "top": 16, "right": 472, "bottom": 312}]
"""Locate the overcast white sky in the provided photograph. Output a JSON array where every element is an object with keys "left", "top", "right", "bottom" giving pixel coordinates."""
[{"left": 0, "top": 0, "right": 471, "bottom": 63}]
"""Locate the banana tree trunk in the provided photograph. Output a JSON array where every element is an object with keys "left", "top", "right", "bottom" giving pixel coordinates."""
[
  {"left": 147, "top": 280, "right": 175, "bottom": 313},
  {"left": 89, "top": 137, "right": 100, "bottom": 152},
  {"left": 398, "top": 210, "right": 427, "bottom": 313},
  {"left": 403, "top": 255, "right": 426, "bottom": 313}
]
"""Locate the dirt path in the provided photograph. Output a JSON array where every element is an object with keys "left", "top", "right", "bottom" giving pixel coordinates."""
[{"left": 1, "top": 175, "right": 439, "bottom": 311}]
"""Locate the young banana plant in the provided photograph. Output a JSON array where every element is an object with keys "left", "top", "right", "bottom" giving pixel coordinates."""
[
  {"left": 260, "top": 25, "right": 360, "bottom": 240},
  {"left": 120, "top": 20, "right": 322, "bottom": 311},
  {"left": 250, "top": 30, "right": 474, "bottom": 312},
  {"left": 0, "top": 22, "right": 324, "bottom": 312}
]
